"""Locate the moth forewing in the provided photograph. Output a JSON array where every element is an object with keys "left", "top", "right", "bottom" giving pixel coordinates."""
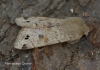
[{"left": 14, "top": 17, "right": 89, "bottom": 49}]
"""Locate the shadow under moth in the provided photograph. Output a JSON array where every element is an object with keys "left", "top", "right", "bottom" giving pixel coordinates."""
[{"left": 14, "top": 17, "right": 89, "bottom": 49}]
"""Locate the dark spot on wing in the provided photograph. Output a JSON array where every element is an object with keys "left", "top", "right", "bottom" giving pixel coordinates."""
[
  {"left": 23, "top": 17, "right": 28, "bottom": 20},
  {"left": 26, "top": 21, "right": 30, "bottom": 23},
  {"left": 35, "top": 23, "right": 38, "bottom": 26},
  {"left": 22, "top": 44, "right": 27, "bottom": 49},
  {"left": 38, "top": 34, "right": 44, "bottom": 39},
  {"left": 25, "top": 35, "right": 30, "bottom": 39}
]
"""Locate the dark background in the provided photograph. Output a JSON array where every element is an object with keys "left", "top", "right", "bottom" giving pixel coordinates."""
[{"left": 0, "top": 0, "right": 100, "bottom": 70}]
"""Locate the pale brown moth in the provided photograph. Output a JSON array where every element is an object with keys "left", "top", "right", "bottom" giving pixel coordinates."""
[{"left": 14, "top": 17, "right": 89, "bottom": 49}]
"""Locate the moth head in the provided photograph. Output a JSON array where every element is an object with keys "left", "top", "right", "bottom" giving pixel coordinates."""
[{"left": 15, "top": 17, "right": 35, "bottom": 28}]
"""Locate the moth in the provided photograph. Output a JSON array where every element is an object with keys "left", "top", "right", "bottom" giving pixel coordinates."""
[{"left": 14, "top": 17, "right": 89, "bottom": 49}]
